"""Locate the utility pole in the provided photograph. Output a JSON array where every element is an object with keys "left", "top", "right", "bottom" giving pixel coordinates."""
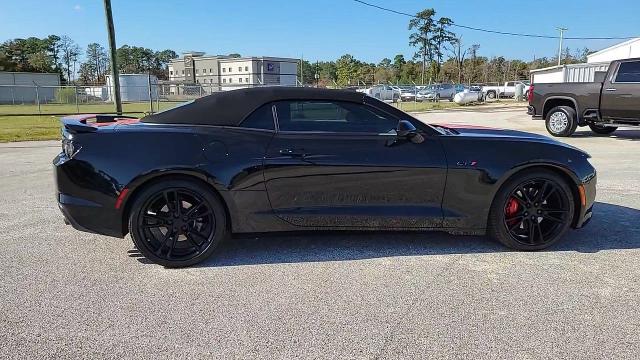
[
  {"left": 557, "top": 27, "right": 568, "bottom": 66},
  {"left": 103, "top": 0, "right": 122, "bottom": 114}
]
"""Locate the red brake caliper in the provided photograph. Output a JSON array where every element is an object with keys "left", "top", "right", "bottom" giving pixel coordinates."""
[{"left": 505, "top": 197, "right": 519, "bottom": 225}]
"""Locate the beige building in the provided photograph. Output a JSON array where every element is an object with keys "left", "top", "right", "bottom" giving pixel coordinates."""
[{"left": 168, "top": 52, "right": 299, "bottom": 89}]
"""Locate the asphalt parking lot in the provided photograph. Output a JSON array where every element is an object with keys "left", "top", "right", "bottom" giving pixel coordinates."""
[{"left": 1, "top": 107, "right": 639, "bottom": 359}]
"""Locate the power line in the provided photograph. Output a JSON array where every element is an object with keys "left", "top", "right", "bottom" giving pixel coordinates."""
[{"left": 352, "top": 0, "right": 636, "bottom": 40}]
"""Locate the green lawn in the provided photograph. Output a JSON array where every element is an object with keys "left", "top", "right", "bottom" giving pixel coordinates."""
[{"left": 0, "top": 101, "right": 184, "bottom": 142}]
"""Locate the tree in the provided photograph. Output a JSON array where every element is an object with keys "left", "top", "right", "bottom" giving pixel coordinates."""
[
  {"left": 392, "top": 54, "right": 406, "bottom": 81},
  {"left": 448, "top": 37, "right": 466, "bottom": 83},
  {"left": 433, "top": 17, "right": 456, "bottom": 81},
  {"left": 59, "top": 36, "right": 80, "bottom": 83},
  {"left": 408, "top": 8, "right": 436, "bottom": 84},
  {"left": 335, "top": 54, "right": 360, "bottom": 86},
  {"left": 80, "top": 43, "right": 109, "bottom": 84}
]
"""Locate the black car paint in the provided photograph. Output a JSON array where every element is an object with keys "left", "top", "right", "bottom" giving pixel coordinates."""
[{"left": 54, "top": 100, "right": 596, "bottom": 239}]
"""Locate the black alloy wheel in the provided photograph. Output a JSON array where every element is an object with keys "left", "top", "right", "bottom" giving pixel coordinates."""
[
  {"left": 489, "top": 170, "right": 574, "bottom": 250},
  {"left": 129, "top": 179, "right": 228, "bottom": 267}
]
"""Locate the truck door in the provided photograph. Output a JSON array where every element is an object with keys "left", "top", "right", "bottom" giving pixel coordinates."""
[{"left": 601, "top": 60, "right": 640, "bottom": 122}]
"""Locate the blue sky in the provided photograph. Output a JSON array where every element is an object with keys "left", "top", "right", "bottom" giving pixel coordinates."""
[{"left": 1, "top": 0, "right": 638, "bottom": 63}]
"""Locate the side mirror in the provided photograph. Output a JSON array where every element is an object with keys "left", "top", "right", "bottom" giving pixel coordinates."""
[{"left": 396, "top": 120, "right": 417, "bottom": 138}]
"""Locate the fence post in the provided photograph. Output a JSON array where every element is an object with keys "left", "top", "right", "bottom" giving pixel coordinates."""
[
  {"left": 147, "top": 74, "right": 153, "bottom": 114},
  {"left": 33, "top": 82, "right": 41, "bottom": 116},
  {"left": 10, "top": 85, "right": 15, "bottom": 105},
  {"left": 156, "top": 83, "right": 160, "bottom": 112},
  {"left": 75, "top": 85, "right": 80, "bottom": 114}
]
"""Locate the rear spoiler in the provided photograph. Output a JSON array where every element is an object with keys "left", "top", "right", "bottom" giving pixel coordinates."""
[{"left": 61, "top": 114, "right": 139, "bottom": 133}]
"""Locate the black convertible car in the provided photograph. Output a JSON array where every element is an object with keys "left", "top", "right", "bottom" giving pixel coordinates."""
[{"left": 54, "top": 87, "right": 596, "bottom": 267}]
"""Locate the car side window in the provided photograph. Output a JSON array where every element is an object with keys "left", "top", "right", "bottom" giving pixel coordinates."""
[
  {"left": 615, "top": 61, "right": 640, "bottom": 83},
  {"left": 506, "top": 82, "right": 515, "bottom": 87},
  {"left": 240, "top": 103, "right": 275, "bottom": 130},
  {"left": 274, "top": 100, "right": 398, "bottom": 134}
]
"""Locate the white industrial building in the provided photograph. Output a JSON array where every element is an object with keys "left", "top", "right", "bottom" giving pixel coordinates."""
[
  {"left": 0, "top": 71, "right": 61, "bottom": 104},
  {"left": 167, "top": 52, "right": 299, "bottom": 90},
  {"left": 530, "top": 37, "right": 640, "bottom": 83}
]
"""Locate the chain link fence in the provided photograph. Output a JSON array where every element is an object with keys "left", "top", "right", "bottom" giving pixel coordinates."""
[{"left": 0, "top": 81, "right": 509, "bottom": 117}]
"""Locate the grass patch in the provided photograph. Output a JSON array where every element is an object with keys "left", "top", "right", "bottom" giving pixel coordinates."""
[
  {"left": 0, "top": 101, "right": 185, "bottom": 142},
  {"left": 395, "top": 101, "right": 461, "bottom": 112}
]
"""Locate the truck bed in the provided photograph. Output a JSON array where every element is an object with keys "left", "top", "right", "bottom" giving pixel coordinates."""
[{"left": 530, "top": 82, "right": 602, "bottom": 119}]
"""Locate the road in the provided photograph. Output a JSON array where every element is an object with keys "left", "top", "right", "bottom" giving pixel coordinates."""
[{"left": 1, "top": 108, "right": 639, "bottom": 359}]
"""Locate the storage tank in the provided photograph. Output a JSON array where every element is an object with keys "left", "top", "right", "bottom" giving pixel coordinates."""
[{"left": 105, "top": 74, "right": 158, "bottom": 102}]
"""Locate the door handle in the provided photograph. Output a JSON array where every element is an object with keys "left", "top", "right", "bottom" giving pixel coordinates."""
[
  {"left": 279, "top": 148, "right": 306, "bottom": 158},
  {"left": 604, "top": 88, "right": 617, "bottom": 91}
]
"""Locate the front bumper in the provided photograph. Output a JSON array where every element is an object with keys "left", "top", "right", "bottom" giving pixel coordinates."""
[{"left": 574, "top": 170, "right": 596, "bottom": 229}]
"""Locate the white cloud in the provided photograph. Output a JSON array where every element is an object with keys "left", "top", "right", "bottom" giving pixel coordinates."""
[{"left": 73, "top": 4, "right": 82, "bottom": 11}]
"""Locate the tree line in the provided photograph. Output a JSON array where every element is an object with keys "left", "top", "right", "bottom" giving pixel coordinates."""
[
  {"left": 298, "top": 8, "right": 594, "bottom": 86},
  {"left": 0, "top": 35, "right": 178, "bottom": 84}
]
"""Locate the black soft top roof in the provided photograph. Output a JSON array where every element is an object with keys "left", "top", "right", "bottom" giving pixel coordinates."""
[{"left": 142, "top": 86, "right": 367, "bottom": 126}]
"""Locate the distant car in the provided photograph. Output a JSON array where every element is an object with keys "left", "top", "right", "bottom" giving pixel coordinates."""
[
  {"left": 400, "top": 87, "right": 418, "bottom": 101},
  {"left": 416, "top": 84, "right": 456, "bottom": 102},
  {"left": 357, "top": 85, "right": 400, "bottom": 102},
  {"left": 483, "top": 81, "right": 530, "bottom": 99},
  {"left": 54, "top": 87, "right": 596, "bottom": 267}
]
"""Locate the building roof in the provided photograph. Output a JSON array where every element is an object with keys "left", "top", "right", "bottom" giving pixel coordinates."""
[
  {"left": 529, "top": 61, "right": 610, "bottom": 73},
  {"left": 142, "top": 86, "right": 365, "bottom": 127},
  {"left": 587, "top": 37, "right": 640, "bottom": 60}
]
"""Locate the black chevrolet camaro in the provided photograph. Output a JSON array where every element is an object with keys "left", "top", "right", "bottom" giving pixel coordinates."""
[{"left": 54, "top": 87, "right": 596, "bottom": 267}]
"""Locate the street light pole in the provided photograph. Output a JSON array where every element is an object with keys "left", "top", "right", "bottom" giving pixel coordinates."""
[
  {"left": 103, "top": 0, "right": 122, "bottom": 114},
  {"left": 556, "top": 27, "right": 568, "bottom": 66}
]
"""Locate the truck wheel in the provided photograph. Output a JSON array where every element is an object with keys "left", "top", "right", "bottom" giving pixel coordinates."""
[
  {"left": 588, "top": 124, "right": 617, "bottom": 135},
  {"left": 545, "top": 106, "right": 578, "bottom": 137},
  {"left": 487, "top": 91, "right": 496, "bottom": 99}
]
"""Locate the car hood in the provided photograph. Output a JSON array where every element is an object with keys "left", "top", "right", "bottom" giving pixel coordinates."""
[{"left": 434, "top": 124, "right": 589, "bottom": 154}]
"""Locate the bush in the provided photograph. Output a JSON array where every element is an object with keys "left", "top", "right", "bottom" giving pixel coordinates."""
[{"left": 56, "top": 87, "right": 77, "bottom": 104}]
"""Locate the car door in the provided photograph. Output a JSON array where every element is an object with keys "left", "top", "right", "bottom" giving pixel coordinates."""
[
  {"left": 601, "top": 60, "right": 640, "bottom": 122},
  {"left": 263, "top": 99, "right": 447, "bottom": 228},
  {"left": 504, "top": 82, "right": 515, "bottom": 96}
]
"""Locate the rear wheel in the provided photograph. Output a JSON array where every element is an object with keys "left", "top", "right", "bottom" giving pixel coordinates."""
[
  {"left": 486, "top": 91, "right": 496, "bottom": 99},
  {"left": 128, "top": 179, "right": 228, "bottom": 267},
  {"left": 588, "top": 123, "right": 617, "bottom": 135},
  {"left": 488, "top": 169, "right": 575, "bottom": 250},
  {"left": 545, "top": 106, "right": 577, "bottom": 137}
]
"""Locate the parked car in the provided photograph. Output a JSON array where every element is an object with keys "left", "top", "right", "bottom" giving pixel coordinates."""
[
  {"left": 528, "top": 58, "right": 640, "bottom": 137},
  {"left": 400, "top": 86, "right": 419, "bottom": 101},
  {"left": 54, "top": 87, "right": 596, "bottom": 267},
  {"left": 483, "top": 80, "right": 530, "bottom": 99},
  {"left": 357, "top": 84, "right": 400, "bottom": 102},
  {"left": 416, "top": 84, "right": 456, "bottom": 102}
]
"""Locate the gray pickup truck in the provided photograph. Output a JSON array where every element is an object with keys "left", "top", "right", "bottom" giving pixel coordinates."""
[{"left": 528, "top": 58, "right": 640, "bottom": 137}]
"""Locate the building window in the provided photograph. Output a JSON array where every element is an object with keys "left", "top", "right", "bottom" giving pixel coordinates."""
[
  {"left": 181, "top": 70, "right": 184, "bottom": 75},
  {"left": 229, "top": 67, "right": 232, "bottom": 72},
  {"left": 195, "top": 69, "right": 198, "bottom": 74},
  {"left": 239, "top": 78, "right": 242, "bottom": 83},
  {"left": 170, "top": 70, "right": 173, "bottom": 75},
  {"left": 246, "top": 77, "right": 249, "bottom": 83},
  {"left": 222, "top": 68, "right": 226, "bottom": 73},
  {"left": 245, "top": 66, "right": 248, "bottom": 71},
  {"left": 197, "top": 79, "right": 200, "bottom": 83},
  {"left": 239, "top": 66, "right": 242, "bottom": 72},
  {"left": 229, "top": 78, "right": 232, "bottom": 83},
  {"left": 223, "top": 78, "right": 226, "bottom": 83},
  {"left": 202, "top": 69, "right": 206, "bottom": 74},
  {"left": 210, "top": 68, "right": 213, "bottom": 73}
]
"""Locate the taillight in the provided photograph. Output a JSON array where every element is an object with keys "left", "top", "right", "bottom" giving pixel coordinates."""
[{"left": 527, "top": 85, "right": 534, "bottom": 103}]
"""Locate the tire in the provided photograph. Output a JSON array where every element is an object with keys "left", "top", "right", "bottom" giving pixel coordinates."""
[
  {"left": 588, "top": 123, "right": 617, "bottom": 135},
  {"left": 435, "top": 94, "right": 440, "bottom": 102},
  {"left": 448, "top": 95, "right": 454, "bottom": 102},
  {"left": 488, "top": 169, "right": 575, "bottom": 251},
  {"left": 545, "top": 106, "right": 578, "bottom": 137},
  {"left": 128, "top": 179, "right": 229, "bottom": 267},
  {"left": 486, "top": 91, "right": 496, "bottom": 99}
]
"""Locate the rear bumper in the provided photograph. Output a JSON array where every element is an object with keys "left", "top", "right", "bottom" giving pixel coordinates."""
[
  {"left": 527, "top": 105, "right": 542, "bottom": 118},
  {"left": 54, "top": 153, "right": 126, "bottom": 238}
]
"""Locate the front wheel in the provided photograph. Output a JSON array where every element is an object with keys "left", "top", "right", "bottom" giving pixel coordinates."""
[
  {"left": 545, "top": 106, "right": 577, "bottom": 137},
  {"left": 128, "top": 179, "right": 229, "bottom": 267},
  {"left": 488, "top": 169, "right": 575, "bottom": 250},
  {"left": 588, "top": 123, "right": 617, "bottom": 135}
]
